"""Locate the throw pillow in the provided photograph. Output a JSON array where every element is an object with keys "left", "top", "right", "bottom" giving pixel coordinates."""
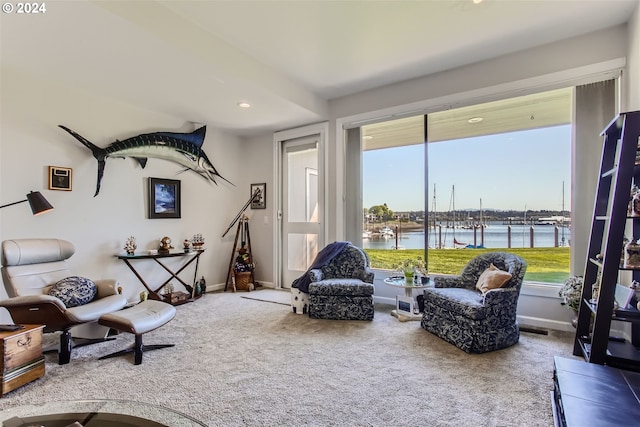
[
  {"left": 49, "top": 276, "right": 97, "bottom": 307},
  {"left": 475, "top": 263, "right": 512, "bottom": 294}
]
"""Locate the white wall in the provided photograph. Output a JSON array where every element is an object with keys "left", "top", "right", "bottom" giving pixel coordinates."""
[
  {"left": 236, "top": 134, "right": 275, "bottom": 287},
  {"left": 0, "top": 67, "right": 246, "bottom": 307}
]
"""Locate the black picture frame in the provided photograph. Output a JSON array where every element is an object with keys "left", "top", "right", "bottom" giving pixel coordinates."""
[
  {"left": 250, "top": 183, "right": 266, "bottom": 209},
  {"left": 148, "top": 177, "right": 181, "bottom": 219},
  {"left": 48, "top": 166, "right": 72, "bottom": 191}
]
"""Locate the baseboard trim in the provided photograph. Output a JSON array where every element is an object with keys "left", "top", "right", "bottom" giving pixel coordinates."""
[
  {"left": 517, "top": 315, "right": 575, "bottom": 332},
  {"left": 521, "top": 282, "right": 562, "bottom": 298},
  {"left": 374, "top": 296, "right": 396, "bottom": 306},
  {"left": 206, "top": 281, "right": 276, "bottom": 293}
]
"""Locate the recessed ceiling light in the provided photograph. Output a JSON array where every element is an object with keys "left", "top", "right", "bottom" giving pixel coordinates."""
[
  {"left": 237, "top": 102, "right": 251, "bottom": 108},
  {"left": 473, "top": 0, "right": 483, "bottom": 4},
  {"left": 468, "top": 117, "right": 483, "bottom": 124}
]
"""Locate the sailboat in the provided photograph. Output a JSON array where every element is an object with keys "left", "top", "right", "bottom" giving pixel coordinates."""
[
  {"left": 464, "top": 198, "right": 486, "bottom": 248},
  {"left": 453, "top": 237, "right": 468, "bottom": 248},
  {"left": 429, "top": 183, "right": 442, "bottom": 248},
  {"left": 447, "top": 185, "right": 468, "bottom": 248},
  {"left": 479, "top": 198, "right": 488, "bottom": 229}
]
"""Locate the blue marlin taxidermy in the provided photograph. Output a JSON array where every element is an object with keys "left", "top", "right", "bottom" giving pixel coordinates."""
[{"left": 59, "top": 125, "right": 232, "bottom": 196}]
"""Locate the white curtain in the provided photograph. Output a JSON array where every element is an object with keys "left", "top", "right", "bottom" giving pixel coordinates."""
[{"left": 572, "top": 79, "right": 617, "bottom": 275}]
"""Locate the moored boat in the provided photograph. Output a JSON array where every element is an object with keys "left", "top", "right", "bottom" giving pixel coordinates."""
[{"left": 380, "top": 226, "right": 395, "bottom": 237}]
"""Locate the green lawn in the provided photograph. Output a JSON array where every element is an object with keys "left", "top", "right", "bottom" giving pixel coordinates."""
[{"left": 365, "top": 247, "right": 571, "bottom": 283}]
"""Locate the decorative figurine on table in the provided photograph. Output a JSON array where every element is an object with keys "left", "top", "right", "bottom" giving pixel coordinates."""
[
  {"left": 192, "top": 233, "right": 205, "bottom": 250},
  {"left": 158, "top": 236, "right": 173, "bottom": 254},
  {"left": 124, "top": 236, "right": 137, "bottom": 255},
  {"left": 164, "top": 283, "right": 174, "bottom": 295},
  {"left": 183, "top": 239, "right": 192, "bottom": 252}
]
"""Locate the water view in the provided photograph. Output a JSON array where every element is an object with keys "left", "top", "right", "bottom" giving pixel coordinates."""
[{"left": 363, "top": 221, "right": 569, "bottom": 250}]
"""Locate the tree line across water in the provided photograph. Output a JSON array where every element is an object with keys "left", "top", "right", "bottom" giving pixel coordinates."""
[{"left": 366, "top": 203, "right": 570, "bottom": 223}]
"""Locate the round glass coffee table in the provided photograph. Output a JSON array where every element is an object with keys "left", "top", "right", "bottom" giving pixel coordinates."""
[
  {"left": 383, "top": 276, "right": 433, "bottom": 321},
  {"left": 0, "top": 399, "right": 206, "bottom": 427}
]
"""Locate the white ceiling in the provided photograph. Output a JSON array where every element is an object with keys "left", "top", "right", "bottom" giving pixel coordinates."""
[
  {"left": 1, "top": 0, "right": 637, "bottom": 137},
  {"left": 362, "top": 87, "right": 573, "bottom": 150}
]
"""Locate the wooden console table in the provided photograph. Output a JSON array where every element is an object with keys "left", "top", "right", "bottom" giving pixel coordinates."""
[{"left": 116, "top": 250, "right": 204, "bottom": 305}]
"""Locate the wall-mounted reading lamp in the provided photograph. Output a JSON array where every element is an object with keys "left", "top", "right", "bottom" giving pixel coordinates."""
[{"left": 0, "top": 191, "right": 54, "bottom": 216}]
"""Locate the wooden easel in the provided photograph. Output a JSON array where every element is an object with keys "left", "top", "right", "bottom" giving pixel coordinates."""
[
  {"left": 222, "top": 188, "right": 261, "bottom": 292},
  {"left": 224, "top": 215, "right": 255, "bottom": 291}
]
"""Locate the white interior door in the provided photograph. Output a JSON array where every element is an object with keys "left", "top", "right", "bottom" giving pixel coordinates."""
[{"left": 281, "top": 136, "right": 320, "bottom": 288}]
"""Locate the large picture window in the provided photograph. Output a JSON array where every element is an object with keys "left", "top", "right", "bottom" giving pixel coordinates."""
[{"left": 361, "top": 88, "right": 573, "bottom": 284}]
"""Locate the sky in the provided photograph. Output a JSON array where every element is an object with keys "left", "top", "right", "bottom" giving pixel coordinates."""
[{"left": 363, "top": 124, "right": 571, "bottom": 213}]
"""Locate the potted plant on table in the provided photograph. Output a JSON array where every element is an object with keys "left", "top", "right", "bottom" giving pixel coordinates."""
[{"left": 394, "top": 257, "right": 427, "bottom": 285}]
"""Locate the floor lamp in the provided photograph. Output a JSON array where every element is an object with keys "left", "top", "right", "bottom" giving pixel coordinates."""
[{"left": 0, "top": 191, "right": 54, "bottom": 215}]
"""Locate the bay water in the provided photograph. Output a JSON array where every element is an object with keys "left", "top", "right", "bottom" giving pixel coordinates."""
[{"left": 363, "top": 221, "right": 569, "bottom": 250}]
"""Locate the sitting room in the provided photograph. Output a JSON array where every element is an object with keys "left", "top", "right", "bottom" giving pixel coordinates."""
[{"left": 1, "top": 1, "right": 639, "bottom": 425}]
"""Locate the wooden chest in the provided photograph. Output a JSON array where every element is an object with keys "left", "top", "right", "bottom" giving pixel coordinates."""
[
  {"left": 0, "top": 324, "right": 45, "bottom": 396},
  {"left": 163, "top": 291, "right": 190, "bottom": 305}
]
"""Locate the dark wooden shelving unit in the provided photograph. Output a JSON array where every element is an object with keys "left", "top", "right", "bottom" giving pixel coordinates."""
[{"left": 572, "top": 110, "right": 640, "bottom": 371}]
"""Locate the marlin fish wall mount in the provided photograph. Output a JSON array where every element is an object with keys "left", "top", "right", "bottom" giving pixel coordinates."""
[{"left": 59, "top": 125, "right": 232, "bottom": 196}]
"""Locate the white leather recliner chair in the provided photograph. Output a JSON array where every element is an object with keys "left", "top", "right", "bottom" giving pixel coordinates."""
[{"left": 0, "top": 238, "right": 128, "bottom": 364}]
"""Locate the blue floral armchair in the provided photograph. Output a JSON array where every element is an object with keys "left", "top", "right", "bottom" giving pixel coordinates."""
[
  {"left": 421, "top": 252, "right": 527, "bottom": 353},
  {"left": 307, "top": 243, "right": 375, "bottom": 320}
]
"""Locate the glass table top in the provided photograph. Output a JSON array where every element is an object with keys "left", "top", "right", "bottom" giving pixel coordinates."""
[
  {"left": 0, "top": 399, "right": 206, "bottom": 427},
  {"left": 383, "top": 276, "right": 434, "bottom": 288}
]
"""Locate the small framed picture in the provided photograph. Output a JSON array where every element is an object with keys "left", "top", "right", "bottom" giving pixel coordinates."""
[
  {"left": 396, "top": 295, "right": 414, "bottom": 316},
  {"left": 48, "top": 166, "right": 72, "bottom": 191},
  {"left": 250, "top": 183, "right": 266, "bottom": 209},
  {"left": 148, "top": 177, "right": 181, "bottom": 219}
]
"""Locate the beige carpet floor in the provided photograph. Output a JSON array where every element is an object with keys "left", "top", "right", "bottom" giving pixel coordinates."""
[{"left": 0, "top": 289, "right": 578, "bottom": 426}]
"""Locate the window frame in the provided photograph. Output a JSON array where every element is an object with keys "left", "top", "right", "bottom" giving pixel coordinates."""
[{"left": 341, "top": 79, "right": 617, "bottom": 287}]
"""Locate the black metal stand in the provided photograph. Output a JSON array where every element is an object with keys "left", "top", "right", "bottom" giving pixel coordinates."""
[{"left": 222, "top": 189, "right": 261, "bottom": 292}]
